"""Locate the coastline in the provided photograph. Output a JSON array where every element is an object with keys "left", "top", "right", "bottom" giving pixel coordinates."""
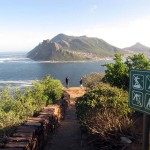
[{"left": 33, "top": 57, "right": 113, "bottom": 64}]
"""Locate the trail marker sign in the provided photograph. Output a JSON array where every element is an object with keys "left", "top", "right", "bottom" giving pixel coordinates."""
[{"left": 129, "top": 70, "right": 150, "bottom": 114}]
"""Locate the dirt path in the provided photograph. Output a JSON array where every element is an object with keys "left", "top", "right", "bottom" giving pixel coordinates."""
[{"left": 44, "top": 87, "right": 90, "bottom": 150}]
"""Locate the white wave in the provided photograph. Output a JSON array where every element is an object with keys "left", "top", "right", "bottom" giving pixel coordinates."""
[
  {"left": 0, "top": 80, "right": 33, "bottom": 84},
  {"left": 0, "top": 57, "right": 108, "bottom": 64},
  {"left": 20, "top": 84, "right": 33, "bottom": 87},
  {"left": 0, "top": 80, "right": 39, "bottom": 89},
  {"left": 0, "top": 57, "right": 30, "bottom": 62}
]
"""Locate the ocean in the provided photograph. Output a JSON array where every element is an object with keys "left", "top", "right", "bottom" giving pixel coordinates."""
[{"left": 0, "top": 52, "right": 113, "bottom": 88}]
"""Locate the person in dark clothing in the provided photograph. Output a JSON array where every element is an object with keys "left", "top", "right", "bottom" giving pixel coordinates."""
[
  {"left": 65, "top": 77, "right": 69, "bottom": 88},
  {"left": 80, "top": 78, "right": 83, "bottom": 88}
]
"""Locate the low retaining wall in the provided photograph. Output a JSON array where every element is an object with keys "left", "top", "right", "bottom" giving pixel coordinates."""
[{"left": 0, "top": 93, "right": 70, "bottom": 150}]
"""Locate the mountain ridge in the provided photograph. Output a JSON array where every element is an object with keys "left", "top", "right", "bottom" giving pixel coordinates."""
[
  {"left": 27, "top": 34, "right": 150, "bottom": 61},
  {"left": 123, "top": 42, "right": 150, "bottom": 54}
]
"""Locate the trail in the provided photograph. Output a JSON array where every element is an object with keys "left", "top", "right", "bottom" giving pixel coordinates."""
[{"left": 44, "top": 87, "right": 90, "bottom": 150}]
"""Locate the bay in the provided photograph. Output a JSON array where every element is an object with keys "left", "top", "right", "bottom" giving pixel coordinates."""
[{"left": 0, "top": 52, "right": 113, "bottom": 88}]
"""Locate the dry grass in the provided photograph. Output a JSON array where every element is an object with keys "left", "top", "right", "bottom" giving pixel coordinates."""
[{"left": 85, "top": 110, "right": 133, "bottom": 139}]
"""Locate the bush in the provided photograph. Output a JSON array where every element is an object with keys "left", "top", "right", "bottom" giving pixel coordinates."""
[
  {"left": 40, "top": 75, "right": 63, "bottom": 104},
  {"left": 76, "top": 83, "right": 133, "bottom": 139},
  {"left": 83, "top": 72, "right": 105, "bottom": 90},
  {"left": 0, "top": 75, "right": 63, "bottom": 139}
]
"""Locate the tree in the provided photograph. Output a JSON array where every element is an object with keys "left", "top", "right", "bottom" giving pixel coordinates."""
[
  {"left": 103, "top": 54, "right": 128, "bottom": 89},
  {"left": 125, "top": 53, "right": 150, "bottom": 70},
  {"left": 103, "top": 53, "right": 150, "bottom": 90}
]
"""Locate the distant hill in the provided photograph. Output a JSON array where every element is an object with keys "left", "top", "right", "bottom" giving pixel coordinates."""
[
  {"left": 27, "top": 33, "right": 122, "bottom": 61},
  {"left": 123, "top": 42, "right": 150, "bottom": 55}
]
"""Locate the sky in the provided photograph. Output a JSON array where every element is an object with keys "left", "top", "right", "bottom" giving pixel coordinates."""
[{"left": 0, "top": 0, "right": 150, "bottom": 52}]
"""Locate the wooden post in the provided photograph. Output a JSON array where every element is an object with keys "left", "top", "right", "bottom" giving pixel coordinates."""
[{"left": 142, "top": 114, "right": 150, "bottom": 150}]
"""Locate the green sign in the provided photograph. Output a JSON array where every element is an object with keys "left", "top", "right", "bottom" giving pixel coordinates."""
[{"left": 129, "top": 70, "right": 150, "bottom": 114}]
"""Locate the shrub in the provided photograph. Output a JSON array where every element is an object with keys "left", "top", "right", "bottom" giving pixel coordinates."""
[
  {"left": 83, "top": 72, "right": 105, "bottom": 90},
  {"left": 76, "top": 83, "right": 133, "bottom": 139},
  {"left": 40, "top": 75, "right": 63, "bottom": 104},
  {"left": 0, "top": 75, "right": 63, "bottom": 139}
]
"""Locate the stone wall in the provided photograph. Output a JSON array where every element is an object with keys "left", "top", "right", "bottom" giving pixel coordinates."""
[{"left": 0, "top": 93, "right": 70, "bottom": 150}]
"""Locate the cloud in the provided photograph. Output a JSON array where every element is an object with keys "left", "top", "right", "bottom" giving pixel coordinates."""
[
  {"left": 81, "top": 16, "right": 150, "bottom": 48},
  {"left": 90, "top": 5, "right": 98, "bottom": 13},
  {"left": 64, "top": 16, "right": 150, "bottom": 48},
  {"left": 1, "top": 15, "right": 150, "bottom": 52},
  {"left": 0, "top": 30, "right": 51, "bottom": 52}
]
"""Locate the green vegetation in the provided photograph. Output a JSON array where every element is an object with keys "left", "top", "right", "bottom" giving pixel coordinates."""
[
  {"left": 76, "top": 83, "right": 131, "bottom": 124},
  {"left": 0, "top": 75, "right": 63, "bottom": 141},
  {"left": 76, "top": 53, "right": 150, "bottom": 149},
  {"left": 76, "top": 81, "right": 133, "bottom": 149},
  {"left": 103, "top": 53, "right": 150, "bottom": 89}
]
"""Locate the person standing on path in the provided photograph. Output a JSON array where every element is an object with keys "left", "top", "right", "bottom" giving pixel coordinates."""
[
  {"left": 80, "top": 78, "right": 83, "bottom": 89},
  {"left": 65, "top": 77, "right": 69, "bottom": 88}
]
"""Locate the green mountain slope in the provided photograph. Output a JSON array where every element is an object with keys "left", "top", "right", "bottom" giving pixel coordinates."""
[{"left": 27, "top": 33, "right": 123, "bottom": 61}]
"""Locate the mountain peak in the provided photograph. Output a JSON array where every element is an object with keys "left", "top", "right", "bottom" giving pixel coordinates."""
[
  {"left": 51, "top": 33, "right": 72, "bottom": 43},
  {"left": 134, "top": 42, "right": 144, "bottom": 46},
  {"left": 54, "top": 33, "right": 68, "bottom": 38},
  {"left": 133, "top": 42, "right": 149, "bottom": 48},
  {"left": 51, "top": 33, "right": 89, "bottom": 43},
  {"left": 123, "top": 42, "right": 150, "bottom": 53}
]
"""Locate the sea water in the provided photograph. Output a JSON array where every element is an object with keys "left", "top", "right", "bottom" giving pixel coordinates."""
[{"left": 0, "top": 52, "right": 113, "bottom": 88}]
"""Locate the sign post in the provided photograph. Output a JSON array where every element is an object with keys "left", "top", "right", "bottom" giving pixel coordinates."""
[
  {"left": 129, "top": 70, "right": 150, "bottom": 150},
  {"left": 142, "top": 114, "right": 149, "bottom": 150}
]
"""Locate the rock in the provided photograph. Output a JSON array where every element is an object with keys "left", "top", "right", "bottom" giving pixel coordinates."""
[{"left": 120, "top": 136, "right": 132, "bottom": 144}]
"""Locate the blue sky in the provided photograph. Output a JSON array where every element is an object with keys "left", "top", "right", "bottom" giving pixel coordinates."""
[{"left": 0, "top": 0, "right": 150, "bottom": 52}]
